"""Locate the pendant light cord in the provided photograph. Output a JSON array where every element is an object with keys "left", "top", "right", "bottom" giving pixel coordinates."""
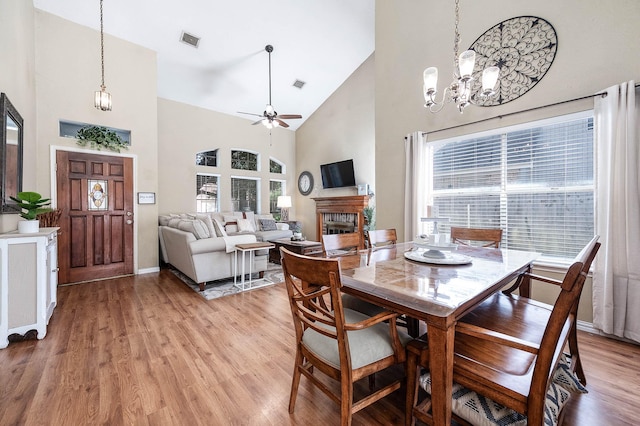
[{"left": 99, "top": 0, "right": 106, "bottom": 89}]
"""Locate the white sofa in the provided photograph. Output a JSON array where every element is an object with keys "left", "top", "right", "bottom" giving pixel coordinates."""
[{"left": 158, "top": 212, "right": 293, "bottom": 291}]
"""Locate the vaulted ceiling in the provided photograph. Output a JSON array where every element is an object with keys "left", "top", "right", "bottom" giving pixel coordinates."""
[{"left": 33, "top": 0, "right": 375, "bottom": 130}]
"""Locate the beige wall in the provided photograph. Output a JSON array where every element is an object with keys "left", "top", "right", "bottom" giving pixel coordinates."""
[
  {"left": 295, "top": 54, "right": 375, "bottom": 240},
  {"left": 375, "top": 0, "right": 640, "bottom": 240},
  {"left": 157, "top": 98, "right": 296, "bottom": 216},
  {"left": 34, "top": 11, "right": 159, "bottom": 271},
  {"left": 0, "top": 0, "right": 37, "bottom": 233},
  {"left": 374, "top": 0, "right": 640, "bottom": 323}
]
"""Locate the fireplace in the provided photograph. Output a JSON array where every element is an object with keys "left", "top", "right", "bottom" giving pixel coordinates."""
[{"left": 313, "top": 195, "right": 369, "bottom": 250}]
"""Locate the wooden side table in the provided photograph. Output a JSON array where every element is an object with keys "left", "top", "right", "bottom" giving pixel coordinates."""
[{"left": 234, "top": 242, "right": 275, "bottom": 291}]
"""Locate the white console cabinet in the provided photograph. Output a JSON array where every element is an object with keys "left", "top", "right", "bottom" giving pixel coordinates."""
[{"left": 0, "top": 227, "right": 59, "bottom": 349}]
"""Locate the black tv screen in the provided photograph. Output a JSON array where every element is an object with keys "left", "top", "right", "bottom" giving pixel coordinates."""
[{"left": 320, "top": 159, "right": 356, "bottom": 189}]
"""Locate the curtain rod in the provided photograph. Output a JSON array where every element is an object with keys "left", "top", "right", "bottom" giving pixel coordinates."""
[{"left": 421, "top": 83, "right": 640, "bottom": 136}]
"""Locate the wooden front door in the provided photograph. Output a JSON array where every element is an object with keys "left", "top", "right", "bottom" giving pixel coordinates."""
[{"left": 56, "top": 150, "right": 134, "bottom": 284}]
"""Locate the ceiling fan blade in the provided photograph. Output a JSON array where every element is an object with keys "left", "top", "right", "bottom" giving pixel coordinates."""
[
  {"left": 238, "top": 111, "right": 264, "bottom": 117},
  {"left": 276, "top": 114, "right": 302, "bottom": 119},
  {"left": 251, "top": 119, "right": 263, "bottom": 125},
  {"left": 275, "top": 119, "right": 289, "bottom": 128}
]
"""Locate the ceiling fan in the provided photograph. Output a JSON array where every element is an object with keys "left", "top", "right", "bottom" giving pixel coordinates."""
[{"left": 238, "top": 45, "right": 302, "bottom": 129}]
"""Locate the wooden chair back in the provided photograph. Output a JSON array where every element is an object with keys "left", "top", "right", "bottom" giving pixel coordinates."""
[
  {"left": 280, "top": 247, "right": 407, "bottom": 425},
  {"left": 367, "top": 229, "right": 397, "bottom": 248},
  {"left": 406, "top": 236, "right": 600, "bottom": 426},
  {"left": 450, "top": 226, "right": 503, "bottom": 248},
  {"left": 322, "top": 233, "right": 361, "bottom": 256}
]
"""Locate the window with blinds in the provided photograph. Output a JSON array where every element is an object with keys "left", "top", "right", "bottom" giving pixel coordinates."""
[
  {"left": 231, "top": 177, "right": 259, "bottom": 212},
  {"left": 429, "top": 112, "right": 594, "bottom": 262},
  {"left": 196, "top": 174, "right": 219, "bottom": 212}
]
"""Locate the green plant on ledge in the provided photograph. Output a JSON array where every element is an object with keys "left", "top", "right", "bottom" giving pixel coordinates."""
[
  {"left": 76, "top": 125, "right": 128, "bottom": 153},
  {"left": 9, "top": 191, "right": 52, "bottom": 220}
]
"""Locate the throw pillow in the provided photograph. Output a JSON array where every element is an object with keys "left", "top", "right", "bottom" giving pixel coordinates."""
[
  {"left": 243, "top": 211, "right": 255, "bottom": 224},
  {"left": 196, "top": 214, "right": 216, "bottom": 237},
  {"left": 223, "top": 215, "right": 238, "bottom": 224},
  {"left": 177, "top": 219, "right": 210, "bottom": 239},
  {"left": 259, "top": 218, "right": 277, "bottom": 231},
  {"left": 237, "top": 218, "right": 255, "bottom": 232},
  {"left": 212, "top": 218, "right": 228, "bottom": 237},
  {"left": 276, "top": 222, "right": 289, "bottom": 231}
]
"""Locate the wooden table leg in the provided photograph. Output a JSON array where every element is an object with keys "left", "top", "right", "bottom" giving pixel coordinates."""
[{"left": 427, "top": 324, "right": 455, "bottom": 426}]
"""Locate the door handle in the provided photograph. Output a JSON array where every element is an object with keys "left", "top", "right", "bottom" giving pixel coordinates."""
[
  {"left": 126, "top": 211, "right": 133, "bottom": 217},
  {"left": 127, "top": 220, "right": 133, "bottom": 225}
]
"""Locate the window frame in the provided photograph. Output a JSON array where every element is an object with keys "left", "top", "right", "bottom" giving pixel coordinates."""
[{"left": 196, "top": 173, "right": 220, "bottom": 213}]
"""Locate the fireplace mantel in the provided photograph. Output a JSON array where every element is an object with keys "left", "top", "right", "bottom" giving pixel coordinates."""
[{"left": 313, "top": 195, "right": 369, "bottom": 250}]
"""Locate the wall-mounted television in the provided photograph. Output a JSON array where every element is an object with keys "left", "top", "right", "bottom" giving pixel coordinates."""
[{"left": 320, "top": 159, "right": 356, "bottom": 189}]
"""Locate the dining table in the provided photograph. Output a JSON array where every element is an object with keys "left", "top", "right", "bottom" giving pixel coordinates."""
[{"left": 335, "top": 241, "right": 540, "bottom": 426}]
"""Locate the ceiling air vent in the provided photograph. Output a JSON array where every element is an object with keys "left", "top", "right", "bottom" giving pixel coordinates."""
[
  {"left": 293, "top": 79, "right": 306, "bottom": 89},
  {"left": 180, "top": 31, "right": 200, "bottom": 48}
]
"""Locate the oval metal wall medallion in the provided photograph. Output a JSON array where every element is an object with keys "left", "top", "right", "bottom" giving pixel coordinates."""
[{"left": 470, "top": 16, "right": 558, "bottom": 106}]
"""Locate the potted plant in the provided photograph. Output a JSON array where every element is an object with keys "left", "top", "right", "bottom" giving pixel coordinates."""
[
  {"left": 76, "top": 125, "right": 129, "bottom": 153},
  {"left": 9, "top": 191, "right": 52, "bottom": 234},
  {"left": 291, "top": 222, "right": 303, "bottom": 240}
]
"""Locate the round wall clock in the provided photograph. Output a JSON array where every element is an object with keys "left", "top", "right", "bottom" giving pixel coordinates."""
[
  {"left": 469, "top": 16, "right": 558, "bottom": 106},
  {"left": 298, "top": 171, "right": 314, "bottom": 196}
]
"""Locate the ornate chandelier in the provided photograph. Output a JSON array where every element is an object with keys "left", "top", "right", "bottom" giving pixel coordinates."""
[
  {"left": 423, "top": 0, "right": 499, "bottom": 113},
  {"left": 94, "top": 0, "right": 112, "bottom": 111}
]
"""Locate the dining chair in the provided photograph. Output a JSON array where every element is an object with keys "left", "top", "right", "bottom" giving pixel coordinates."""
[
  {"left": 405, "top": 236, "right": 600, "bottom": 426},
  {"left": 323, "top": 232, "right": 405, "bottom": 326},
  {"left": 366, "top": 228, "right": 397, "bottom": 248},
  {"left": 280, "top": 247, "right": 410, "bottom": 426},
  {"left": 450, "top": 226, "right": 503, "bottom": 248},
  {"left": 321, "top": 233, "right": 361, "bottom": 256},
  {"left": 478, "top": 235, "right": 600, "bottom": 386}
]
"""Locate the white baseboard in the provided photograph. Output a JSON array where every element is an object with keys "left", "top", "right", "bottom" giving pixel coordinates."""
[
  {"left": 137, "top": 266, "right": 160, "bottom": 275},
  {"left": 576, "top": 320, "right": 599, "bottom": 334}
]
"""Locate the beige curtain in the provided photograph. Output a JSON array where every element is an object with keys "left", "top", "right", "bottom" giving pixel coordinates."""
[
  {"left": 404, "top": 132, "right": 431, "bottom": 242},
  {"left": 593, "top": 81, "right": 640, "bottom": 343}
]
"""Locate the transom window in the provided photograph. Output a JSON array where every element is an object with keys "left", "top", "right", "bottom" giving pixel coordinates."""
[
  {"left": 270, "top": 158, "right": 284, "bottom": 174},
  {"left": 231, "top": 150, "right": 258, "bottom": 171},
  {"left": 426, "top": 112, "right": 594, "bottom": 262},
  {"left": 196, "top": 150, "right": 218, "bottom": 167}
]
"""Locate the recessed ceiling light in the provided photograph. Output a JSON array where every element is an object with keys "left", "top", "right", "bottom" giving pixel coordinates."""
[
  {"left": 293, "top": 79, "right": 306, "bottom": 89},
  {"left": 180, "top": 31, "right": 200, "bottom": 48}
]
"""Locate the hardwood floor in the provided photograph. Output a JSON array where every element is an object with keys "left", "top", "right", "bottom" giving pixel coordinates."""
[{"left": 1, "top": 269, "right": 639, "bottom": 425}]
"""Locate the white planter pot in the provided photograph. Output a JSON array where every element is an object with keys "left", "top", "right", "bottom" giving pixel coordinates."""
[{"left": 18, "top": 219, "right": 40, "bottom": 234}]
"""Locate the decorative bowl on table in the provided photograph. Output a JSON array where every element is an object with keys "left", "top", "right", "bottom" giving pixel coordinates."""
[
  {"left": 408, "top": 236, "right": 470, "bottom": 264},
  {"left": 414, "top": 235, "right": 458, "bottom": 258}
]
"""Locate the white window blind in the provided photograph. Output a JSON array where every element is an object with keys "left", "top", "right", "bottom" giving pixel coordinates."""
[
  {"left": 429, "top": 112, "right": 594, "bottom": 261},
  {"left": 196, "top": 174, "right": 219, "bottom": 213}
]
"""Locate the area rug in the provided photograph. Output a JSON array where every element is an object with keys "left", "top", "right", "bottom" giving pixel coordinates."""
[{"left": 169, "top": 262, "right": 284, "bottom": 300}]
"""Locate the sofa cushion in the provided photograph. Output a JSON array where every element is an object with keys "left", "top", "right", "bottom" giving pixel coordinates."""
[
  {"left": 276, "top": 222, "right": 289, "bottom": 231},
  {"left": 259, "top": 218, "right": 277, "bottom": 231},
  {"left": 237, "top": 218, "right": 255, "bottom": 232}
]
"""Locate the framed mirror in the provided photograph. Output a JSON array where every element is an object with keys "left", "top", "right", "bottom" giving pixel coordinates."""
[{"left": 0, "top": 93, "right": 24, "bottom": 214}]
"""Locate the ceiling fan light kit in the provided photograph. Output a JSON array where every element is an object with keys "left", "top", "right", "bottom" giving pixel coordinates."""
[{"left": 238, "top": 44, "right": 302, "bottom": 129}]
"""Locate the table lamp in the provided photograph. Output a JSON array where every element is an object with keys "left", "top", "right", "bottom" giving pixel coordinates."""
[{"left": 277, "top": 196, "right": 292, "bottom": 221}]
